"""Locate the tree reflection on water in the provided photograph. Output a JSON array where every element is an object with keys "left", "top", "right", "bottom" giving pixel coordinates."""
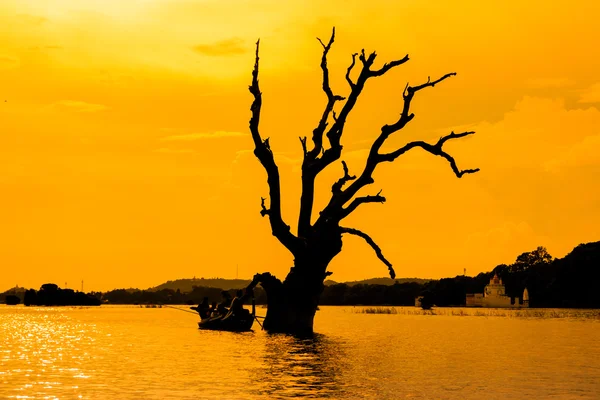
[{"left": 251, "top": 333, "right": 349, "bottom": 398}]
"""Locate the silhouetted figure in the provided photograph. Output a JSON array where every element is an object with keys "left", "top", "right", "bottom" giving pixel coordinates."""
[
  {"left": 216, "top": 291, "right": 231, "bottom": 316},
  {"left": 223, "top": 289, "right": 252, "bottom": 321},
  {"left": 208, "top": 301, "right": 218, "bottom": 317},
  {"left": 190, "top": 297, "right": 210, "bottom": 319},
  {"left": 229, "top": 290, "right": 245, "bottom": 315}
]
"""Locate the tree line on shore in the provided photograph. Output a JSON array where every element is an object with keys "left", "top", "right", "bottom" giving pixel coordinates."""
[
  {"left": 24, "top": 284, "right": 101, "bottom": 306},
  {"left": 3, "top": 241, "right": 598, "bottom": 308}
]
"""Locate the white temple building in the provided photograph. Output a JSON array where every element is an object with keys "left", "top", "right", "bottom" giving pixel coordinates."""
[{"left": 466, "top": 274, "right": 529, "bottom": 308}]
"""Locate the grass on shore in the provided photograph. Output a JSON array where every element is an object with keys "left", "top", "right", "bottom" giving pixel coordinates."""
[
  {"left": 356, "top": 306, "right": 398, "bottom": 314},
  {"left": 350, "top": 306, "right": 600, "bottom": 319}
]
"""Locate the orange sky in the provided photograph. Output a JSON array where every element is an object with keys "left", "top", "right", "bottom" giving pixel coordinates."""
[{"left": 1, "top": 0, "right": 599, "bottom": 291}]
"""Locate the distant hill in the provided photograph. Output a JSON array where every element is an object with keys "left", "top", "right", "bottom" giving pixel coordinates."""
[
  {"left": 150, "top": 277, "right": 430, "bottom": 293},
  {"left": 0, "top": 286, "right": 26, "bottom": 303},
  {"left": 325, "top": 277, "right": 431, "bottom": 286},
  {"left": 151, "top": 278, "right": 252, "bottom": 292},
  {"left": 1, "top": 286, "right": 26, "bottom": 294}
]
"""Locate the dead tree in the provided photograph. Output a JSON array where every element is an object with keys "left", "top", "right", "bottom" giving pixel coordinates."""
[{"left": 246, "top": 28, "right": 479, "bottom": 335}]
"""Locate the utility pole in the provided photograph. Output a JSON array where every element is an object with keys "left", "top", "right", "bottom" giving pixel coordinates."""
[{"left": 81, "top": 280, "right": 84, "bottom": 293}]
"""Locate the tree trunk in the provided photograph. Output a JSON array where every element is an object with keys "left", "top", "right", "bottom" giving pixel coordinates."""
[
  {"left": 253, "top": 233, "right": 342, "bottom": 335},
  {"left": 262, "top": 269, "right": 324, "bottom": 335}
]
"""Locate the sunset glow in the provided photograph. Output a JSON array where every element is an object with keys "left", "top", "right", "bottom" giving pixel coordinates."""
[{"left": 2, "top": 0, "right": 599, "bottom": 291}]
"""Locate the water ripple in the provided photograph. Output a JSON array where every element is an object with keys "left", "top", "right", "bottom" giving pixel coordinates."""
[{"left": 1, "top": 305, "right": 599, "bottom": 399}]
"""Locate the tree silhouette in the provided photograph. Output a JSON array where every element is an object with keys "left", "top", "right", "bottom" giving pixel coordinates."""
[
  {"left": 513, "top": 246, "right": 553, "bottom": 271},
  {"left": 246, "top": 28, "right": 479, "bottom": 334}
]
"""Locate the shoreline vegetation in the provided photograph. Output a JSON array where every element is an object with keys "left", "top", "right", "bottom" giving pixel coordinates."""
[
  {"left": 351, "top": 306, "right": 600, "bottom": 319},
  {"left": 2, "top": 241, "right": 598, "bottom": 309}
]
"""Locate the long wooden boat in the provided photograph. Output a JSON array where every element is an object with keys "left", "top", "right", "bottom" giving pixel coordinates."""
[
  {"left": 198, "top": 297, "right": 257, "bottom": 332},
  {"left": 198, "top": 311, "right": 254, "bottom": 332}
]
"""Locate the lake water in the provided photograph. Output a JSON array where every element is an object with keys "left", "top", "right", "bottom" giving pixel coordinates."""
[{"left": 1, "top": 305, "right": 599, "bottom": 399}]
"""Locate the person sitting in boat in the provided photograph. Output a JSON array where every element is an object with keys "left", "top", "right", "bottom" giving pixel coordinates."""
[
  {"left": 190, "top": 297, "right": 210, "bottom": 319},
  {"left": 216, "top": 291, "right": 231, "bottom": 316},
  {"left": 223, "top": 289, "right": 251, "bottom": 320},
  {"left": 229, "top": 290, "right": 245, "bottom": 314},
  {"left": 208, "top": 301, "right": 217, "bottom": 317}
]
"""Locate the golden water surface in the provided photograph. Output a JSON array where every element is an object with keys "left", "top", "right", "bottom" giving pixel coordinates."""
[{"left": 1, "top": 306, "right": 599, "bottom": 399}]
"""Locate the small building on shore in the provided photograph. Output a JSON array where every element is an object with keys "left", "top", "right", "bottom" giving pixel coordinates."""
[{"left": 466, "top": 274, "right": 529, "bottom": 308}]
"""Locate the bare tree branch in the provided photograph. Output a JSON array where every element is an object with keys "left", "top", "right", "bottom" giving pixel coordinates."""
[
  {"left": 316, "top": 73, "right": 467, "bottom": 225},
  {"left": 382, "top": 73, "right": 456, "bottom": 135},
  {"left": 368, "top": 54, "right": 410, "bottom": 77},
  {"left": 331, "top": 161, "right": 356, "bottom": 194},
  {"left": 299, "top": 136, "right": 307, "bottom": 156},
  {"left": 436, "top": 130, "right": 474, "bottom": 147},
  {"left": 298, "top": 28, "right": 349, "bottom": 238},
  {"left": 410, "top": 73, "right": 456, "bottom": 92},
  {"left": 358, "top": 49, "right": 375, "bottom": 66},
  {"left": 308, "top": 27, "right": 346, "bottom": 160},
  {"left": 379, "top": 131, "right": 480, "bottom": 178},
  {"left": 318, "top": 49, "right": 410, "bottom": 170},
  {"left": 249, "top": 40, "right": 301, "bottom": 254},
  {"left": 316, "top": 28, "right": 337, "bottom": 100},
  {"left": 260, "top": 197, "right": 269, "bottom": 216},
  {"left": 340, "top": 227, "right": 395, "bottom": 279},
  {"left": 339, "top": 190, "right": 386, "bottom": 219},
  {"left": 345, "top": 53, "right": 358, "bottom": 89}
]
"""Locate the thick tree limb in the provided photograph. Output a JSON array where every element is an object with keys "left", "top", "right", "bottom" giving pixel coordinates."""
[
  {"left": 331, "top": 161, "right": 356, "bottom": 194},
  {"left": 247, "top": 272, "right": 283, "bottom": 293},
  {"left": 249, "top": 40, "right": 301, "bottom": 254},
  {"left": 339, "top": 190, "right": 386, "bottom": 219},
  {"left": 340, "top": 227, "right": 395, "bottom": 279},
  {"left": 378, "top": 131, "right": 480, "bottom": 177}
]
